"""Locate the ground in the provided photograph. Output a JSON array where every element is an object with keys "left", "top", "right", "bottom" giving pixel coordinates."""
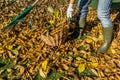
[{"left": 0, "top": 0, "right": 120, "bottom": 80}]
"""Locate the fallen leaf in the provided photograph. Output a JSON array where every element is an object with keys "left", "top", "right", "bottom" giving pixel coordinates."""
[
  {"left": 98, "top": 34, "right": 103, "bottom": 40},
  {"left": 90, "top": 69, "right": 98, "bottom": 76},
  {"left": 78, "top": 63, "right": 85, "bottom": 73},
  {"left": 110, "top": 46, "right": 116, "bottom": 54},
  {"left": 92, "top": 37, "right": 98, "bottom": 42},
  {"left": 117, "top": 50, "right": 120, "bottom": 55},
  {"left": 54, "top": 10, "right": 59, "bottom": 18},
  {"left": 15, "top": 65, "right": 25, "bottom": 76},
  {"left": 49, "top": 20, "right": 55, "bottom": 25},
  {"left": 62, "top": 64, "right": 69, "bottom": 70},
  {"left": 16, "top": 45, "right": 21, "bottom": 50},
  {"left": 85, "top": 38, "right": 94, "bottom": 44},
  {"left": 42, "top": 59, "right": 49, "bottom": 71},
  {"left": 39, "top": 68, "right": 47, "bottom": 78},
  {"left": 0, "top": 78, "right": 4, "bottom": 80},
  {"left": 0, "top": 43, "right": 2, "bottom": 47},
  {"left": 85, "top": 37, "right": 95, "bottom": 47},
  {"left": 41, "top": 35, "right": 53, "bottom": 46},
  {"left": 54, "top": 33, "right": 59, "bottom": 46},
  {"left": 76, "top": 57, "right": 85, "bottom": 61},
  {"left": 6, "top": 45, "right": 13, "bottom": 50},
  {"left": 12, "top": 49, "right": 19, "bottom": 55},
  {"left": 8, "top": 12, "right": 17, "bottom": 17},
  {"left": 47, "top": 6, "right": 54, "bottom": 13},
  {"left": 78, "top": 68, "right": 95, "bottom": 76},
  {"left": 89, "top": 62, "right": 98, "bottom": 68},
  {"left": 46, "top": 71, "right": 63, "bottom": 80},
  {"left": 0, "top": 49, "right": 4, "bottom": 54}
]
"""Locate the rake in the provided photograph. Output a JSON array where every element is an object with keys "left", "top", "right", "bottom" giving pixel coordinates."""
[{"left": 2, "top": 0, "right": 40, "bottom": 32}]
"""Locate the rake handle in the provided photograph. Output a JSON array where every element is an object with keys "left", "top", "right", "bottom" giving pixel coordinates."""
[{"left": 32, "top": 0, "right": 39, "bottom": 6}]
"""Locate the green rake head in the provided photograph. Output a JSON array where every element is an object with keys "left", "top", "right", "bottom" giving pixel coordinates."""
[{"left": 2, "top": 0, "right": 39, "bottom": 32}]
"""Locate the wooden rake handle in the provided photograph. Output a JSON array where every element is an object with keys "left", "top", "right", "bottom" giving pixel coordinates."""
[{"left": 32, "top": 0, "right": 39, "bottom": 6}]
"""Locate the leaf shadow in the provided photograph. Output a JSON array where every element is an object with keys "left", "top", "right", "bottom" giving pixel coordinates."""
[{"left": 67, "top": 14, "right": 99, "bottom": 40}]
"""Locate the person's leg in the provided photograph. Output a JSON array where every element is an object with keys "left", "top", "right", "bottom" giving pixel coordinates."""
[
  {"left": 97, "top": 0, "right": 113, "bottom": 53},
  {"left": 77, "top": 0, "right": 91, "bottom": 38},
  {"left": 97, "top": 0, "right": 113, "bottom": 28},
  {"left": 77, "top": 0, "right": 91, "bottom": 18}
]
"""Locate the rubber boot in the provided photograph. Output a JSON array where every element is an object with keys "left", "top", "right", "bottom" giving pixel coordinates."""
[
  {"left": 97, "top": 26, "right": 113, "bottom": 53},
  {"left": 77, "top": 18, "right": 86, "bottom": 38}
]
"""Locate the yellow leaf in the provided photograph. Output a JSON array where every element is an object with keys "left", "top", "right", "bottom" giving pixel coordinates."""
[
  {"left": 0, "top": 78, "right": 4, "bottom": 80},
  {"left": 110, "top": 46, "right": 116, "bottom": 54},
  {"left": 85, "top": 38, "right": 94, "bottom": 44},
  {"left": 39, "top": 68, "right": 47, "bottom": 78},
  {"left": 49, "top": 20, "right": 55, "bottom": 25},
  {"left": 85, "top": 37, "right": 95, "bottom": 47},
  {"left": 92, "top": 37, "right": 98, "bottom": 42},
  {"left": 117, "top": 50, "right": 120, "bottom": 55},
  {"left": 0, "top": 43, "right": 2, "bottom": 47},
  {"left": 0, "top": 43, "right": 3, "bottom": 49},
  {"left": 15, "top": 65, "right": 25, "bottom": 76},
  {"left": 90, "top": 69, "right": 98, "bottom": 76},
  {"left": 98, "top": 34, "right": 103, "bottom": 40},
  {"left": 16, "top": 45, "right": 21, "bottom": 50},
  {"left": 89, "top": 62, "right": 98, "bottom": 68},
  {"left": 12, "top": 50, "right": 19, "bottom": 55},
  {"left": 0, "top": 49, "right": 4, "bottom": 54},
  {"left": 8, "top": 13, "right": 17, "bottom": 17},
  {"left": 6, "top": 45, "right": 13, "bottom": 50},
  {"left": 47, "top": 6, "right": 54, "bottom": 13},
  {"left": 78, "top": 63, "right": 85, "bottom": 73},
  {"left": 76, "top": 57, "right": 85, "bottom": 61},
  {"left": 54, "top": 10, "right": 59, "bottom": 18},
  {"left": 42, "top": 59, "right": 49, "bottom": 71}
]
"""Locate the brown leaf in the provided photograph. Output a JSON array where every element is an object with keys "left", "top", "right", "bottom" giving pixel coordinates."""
[
  {"left": 49, "top": 36, "right": 56, "bottom": 46},
  {"left": 54, "top": 33, "right": 59, "bottom": 46},
  {"left": 15, "top": 65, "right": 25, "bottom": 76},
  {"left": 41, "top": 35, "right": 53, "bottom": 46}
]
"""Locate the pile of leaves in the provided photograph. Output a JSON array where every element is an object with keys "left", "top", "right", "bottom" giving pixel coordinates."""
[{"left": 0, "top": 0, "right": 120, "bottom": 80}]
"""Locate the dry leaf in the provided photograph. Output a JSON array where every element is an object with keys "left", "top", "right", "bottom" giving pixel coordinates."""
[
  {"left": 39, "top": 68, "right": 47, "bottom": 78},
  {"left": 117, "top": 50, "right": 120, "bottom": 55},
  {"left": 41, "top": 35, "right": 53, "bottom": 46},
  {"left": 110, "top": 46, "right": 116, "bottom": 54},
  {"left": 85, "top": 37, "right": 94, "bottom": 43},
  {"left": 90, "top": 69, "right": 98, "bottom": 76},
  {"left": 0, "top": 43, "right": 2, "bottom": 47},
  {"left": 89, "top": 62, "right": 98, "bottom": 68},
  {"left": 15, "top": 65, "right": 25, "bottom": 76},
  {"left": 85, "top": 37, "right": 95, "bottom": 47},
  {"left": 54, "top": 10, "right": 59, "bottom": 18},
  {"left": 92, "top": 37, "right": 98, "bottom": 42},
  {"left": 47, "top": 6, "right": 54, "bottom": 13},
  {"left": 0, "top": 78, "right": 4, "bottom": 80},
  {"left": 76, "top": 57, "right": 85, "bottom": 61},
  {"left": 49, "top": 36, "right": 56, "bottom": 46},
  {"left": 98, "top": 34, "right": 103, "bottom": 40},
  {"left": 6, "top": 45, "right": 13, "bottom": 50},
  {"left": 0, "top": 49, "right": 4, "bottom": 54},
  {"left": 59, "top": 29, "right": 63, "bottom": 45},
  {"left": 54, "top": 33, "right": 59, "bottom": 46},
  {"left": 62, "top": 64, "right": 69, "bottom": 70},
  {"left": 8, "top": 11, "right": 17, "bottom": 17},
  {"left": 0, "top": 1, "right": 120, "bottom": 79},
  {"left": 49, "top": 20, "right": 55, "bottom": 25},
  {"left": 78, "top": 63, "right": 85, "bottom": 73},
  {"left": 12, "top": 50, "right": 19, "bottom": 55},
  {"left": 42, "top": 59, "right": 49, "bottom": 71}
]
